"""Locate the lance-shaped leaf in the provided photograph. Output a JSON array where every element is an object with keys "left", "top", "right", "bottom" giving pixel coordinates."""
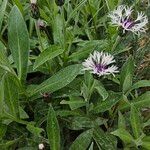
[
  {"left": 47, "top": 104, "right": 60, "bottom": 150},
  {"left": 130, "top": 104, "right": 142, "bottom": 139},
  {"left": 93, "top": 127, "right": 117, "bottom": 149},
  {"left": 3, "top": 73, "right": 20, "bottom": 119},
  {"left": 118, "top": 111, "right": 126, "bottom": 129},
  {"left": 8, "top": 5, "right": 29, "bottom": 82},
  {"left": 92, "top": 92, "right": 121, "bottom": 113},
  {"left": 0, "top": 0, "right": 7, "bottom": 31},
  {"left": 120, "top": 91, "right": 150, "bottom": 111},
  {"left": 111, "top": 128, "right": 134, "bottom": 144},
  {"left": 94, "top": 80, "right": 108, "bottom": 100},
  {"left": 69, "top": 129, "right": 93, "bottom": 150},
  {"left": 0, "top": 42, "right": 15, "bottom": 74},
  {"left": 33, "top": 45, "right": 64, "bottom": 70},
  {"left": 129, "top": 80, "right": 150, "bottom": 93},
  {"left": 29, "top": 64, "right": 81, "bottom": 97},
  {"left": 120, "top": 56, "right": 134, "bottom": 94},
  {"left": 0, "top": 81, "right": 4, "bottom": 118}
]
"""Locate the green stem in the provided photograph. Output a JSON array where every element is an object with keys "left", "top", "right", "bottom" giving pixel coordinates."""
[
  {"left": 87, "top": 0, "right": 97, "bottom": 38},
  {"left": 111, "top": 35, "right": 121, "bottom": 51},
  {"left": 86, "top": 100, "right": 90, "bottom": 115},
  {"left": 34, "top": 19, "right": 44, "bottom": 51},
  {"left": 104, "top": 0, "right": 110, "bottom": 11},
  {"left": 35, "top": 19, "right": 51, "bottom": 72}
]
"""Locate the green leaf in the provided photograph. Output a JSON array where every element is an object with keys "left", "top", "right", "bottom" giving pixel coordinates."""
[
  {"left": 120, "top": 56, "right": 134, "bottom": 93},
  {"left": 53, "top": 14, "right": 64, "bottom": 44},
  {"left": 133, "top": 92, "right": 150, "bottom": 108},
  {"left": 56, "top": 110, "right": 83, "bottom": 117},
  {"left": 111, "top": 128, "right": 134, "bottom": 144},
  {"left": 19, "top": 107, "right": 29, "bottom": 119},
  {"left": 130, "top": 104, "right": 141, "bottom": 139},
  {"left": 0, "top": 122, "right": 7, "bottom": 140},
  {"left": 67, "top": 116, "right": 107, "bottom": 130},
  {"left": 142, "top": 136, "right": 150, "bottom": 150},
  {"left": 129, "top": 80, "right": 150, "bottom": 92},
  {"left": 47, "top": 104, "right": 60, "bottom": 150},
  {"left": 94, "top": 81, "right": 108, "bottom": 100},
  {"left": 26, "top": 124, "right": 43, "bottom": 137},
  {"left": 143, "top": 119, "right": 150, "bottom": 128},
  {"left": 69, "top": 129, "right": 93, "bottom": 150},
  {"left": 60, "top": 96, "right": 86, "bottom": 110},
  {"left": 92, "top": 92, "right": 121, "bottom": 113},
  {"left": 120, "top": 92, "right": 150, "bottom": 110},
  {"left": 3, "top": 73, "right": 20, "bottom": 119},
  {"left": 66, "top": 0, "right": 88, "bottom": 26},
  {"left": 0, "top": 42, "right": 14, "bottom": 74},
  {"left": 17, "top": 147, "right": 37, "bottom": 150},
  {"left": 84, "top": 71, "right": 94, "bottom": 89},
  {"left": 29, "top": 64, "right": 81, "bottom": 97},
  {"left": 33, "top": 45, "right": 64, "bottom": 70},
  {"left": 118, "top": 111, "right": 126, "bottom": 129},
  {"left": 0, "top": 0, "right": 7, "bottom": 31},
  {"left": 0, "top": 137, "right": 21, "bottom": 149},
  {"left": 12, "top": 0, "right": 24, "bottom": 14},
  {"left": 88, "top": 142, "right": 94, "bottom": 150},
  {"left": 69, "top": 40, "right": 108, "bottom": 61},
  {"left": 0, "top": 81, "right": 4, "bottom": 118},
  {"left": 93, "top": 127, "right": 117, "bottom": 150},
  {"left": 142, "top": 142, "right": 150, "bottom": 150},
  {"left": 8, "top": 5, "right": 29, "bottom": 82}
]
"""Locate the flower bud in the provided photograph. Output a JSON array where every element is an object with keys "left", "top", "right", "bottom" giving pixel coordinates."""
[
  {"left": 37, "top": 19, "right": 46, "bottom": 30},
  {"left": 38, "top": 143, "right": 44, "bottom": 150},
  {"left": 30, "top": 0, "right": 40, "bottom": 19},
  {"left": 55, "top": 0, "right": 65, "bottom": 6}
]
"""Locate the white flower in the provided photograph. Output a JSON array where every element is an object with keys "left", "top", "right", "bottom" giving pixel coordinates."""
[
  {"left": 108, "top": 5, "right": 148, "bottom": 35},
  {"left": 30, "top": 0, "right": 37, "bottom": 4},
  {"left": 82, "top": 51, "right": 119, "bottom": 77},
  {"left": 38, "top": 143, "right": 44, "bottom": 150}
]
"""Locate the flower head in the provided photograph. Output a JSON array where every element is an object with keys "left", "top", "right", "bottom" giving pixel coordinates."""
[
  {"left": 38, "top": 143, "right": 44, "bottom": 150},
  {"left": 108, "top": 5, "right": 148, "bottom": 35},
  {"left": 30, "top": 0, "right": 37, "bottom": 4},
  {"left": 82, "top": 51, "right": 118, "bottom": 77}
]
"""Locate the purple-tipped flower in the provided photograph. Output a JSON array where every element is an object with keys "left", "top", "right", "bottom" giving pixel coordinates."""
[
  {"left": 109, "top": 5, "right": 148, "bottom": 35},
  {"left": 82, "top": 51, "right": 119, "bottom": 77}
]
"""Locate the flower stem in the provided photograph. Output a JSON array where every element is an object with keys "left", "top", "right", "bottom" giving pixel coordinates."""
[
  {"left": 87, "top": 0, "right": 97, "bottom": 38},
  {"left": 111, "top": 35, "right": 121, "bottom": 51}
]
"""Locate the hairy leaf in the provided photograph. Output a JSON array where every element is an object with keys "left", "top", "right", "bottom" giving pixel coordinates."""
[
  {"left": 47, "top": 104, "right": 60, "bottom": 150},
  {"left": 130, "top": 104, "right": 141, "bottom": 139},
  {"left": 93, "top": 127, "right": 117, "bottom": 150},
  {"left": 8, "top": 6, "right": 29, "bottom": 82},
  {"left": 33, "top": 45, "right": 64, "bottom": 70},
  {"left": 111, "top": 129, "right": 134, "bottom": 143},
  {"left": 29, "top": 64, "right": 81, "bottom": 97},
  {"left": 120, "top": 56, "right": 134, "bottom": 93},
  {"left": 69, "top": 129, "right": 93, "bottom": 150},
  {"left": 92, "top": 92, "right": 121, "bottom": 113},
  {"left": 3, "top": 74, "right": 20, "bottom": 119},
  {"left": 0, "top": 0, "right": 7, "bottom": 31}
]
